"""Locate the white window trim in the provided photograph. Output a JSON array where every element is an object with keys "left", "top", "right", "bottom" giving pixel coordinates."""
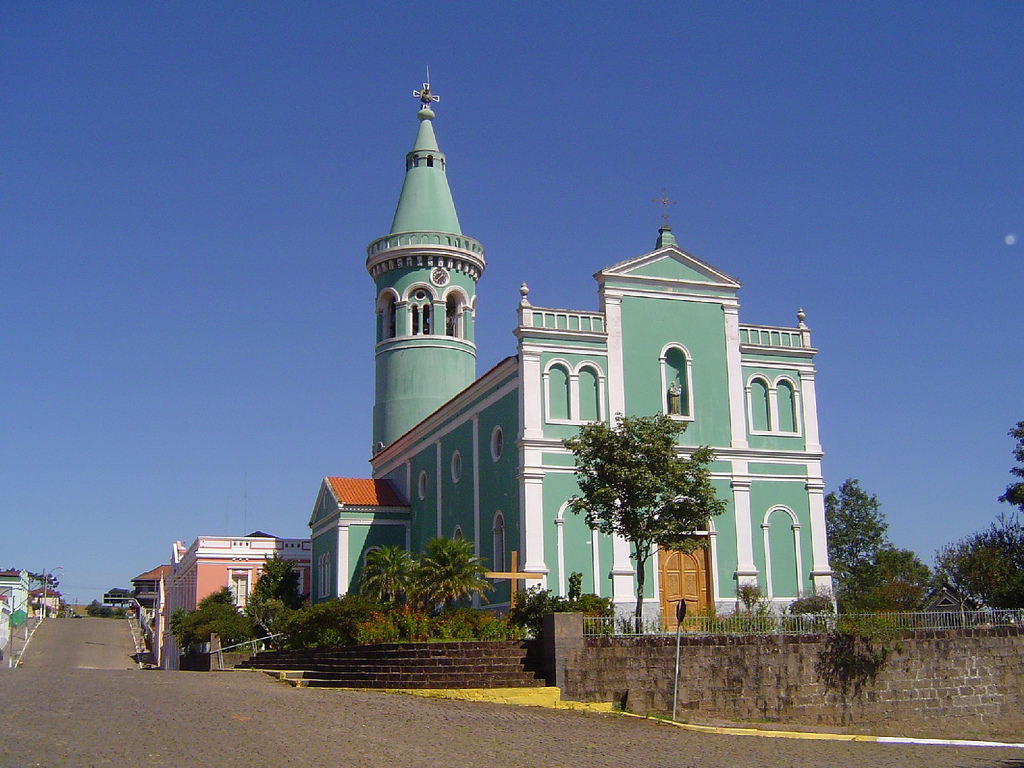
[
  {"left": 543, "top": 359, "right": 607, "bottom": 425},
  {"left": 761, "top": 506, "right": 803, "bottom": 599},
  {"left": 746, "top": 374, "right": 804, "bottom": 436},
  {"left": 490, "top": 425, "right": 504, "bottom": 462}
]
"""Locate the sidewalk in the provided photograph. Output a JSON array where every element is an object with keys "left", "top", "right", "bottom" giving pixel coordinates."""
[{"left": 0, "top": 616, "right": 40, "bottom": 670}]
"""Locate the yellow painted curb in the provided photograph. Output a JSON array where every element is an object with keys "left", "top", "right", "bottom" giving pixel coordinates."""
[{"left": 387, "top": 686, "right": 615, "bottom": 713}]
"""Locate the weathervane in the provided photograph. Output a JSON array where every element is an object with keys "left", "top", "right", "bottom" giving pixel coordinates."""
[
  {"left": 413, "top": 66, "right": 440, "bottom": 108},
  {"left": 652, "top": 187, "right": 677, "bottom": 227}
]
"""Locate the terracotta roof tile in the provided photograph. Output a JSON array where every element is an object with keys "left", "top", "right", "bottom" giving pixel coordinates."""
[
  {"left": 326, "top": 477, "right": 405, "bottom": 507},
  {"left": 132, "top": 565, "right": 170, "bottom": 582}
]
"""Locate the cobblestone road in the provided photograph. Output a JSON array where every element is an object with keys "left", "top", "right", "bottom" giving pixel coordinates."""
[{"left": 2, "top": 620, "right": 1021, "bottom": 768}]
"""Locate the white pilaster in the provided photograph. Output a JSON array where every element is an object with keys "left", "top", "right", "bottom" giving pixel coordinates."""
[
  {"left": 603, "top": 293, "right": 626, "bottom": 419},
  {"left": 806, "top": 479, "right": 833, "bottom": 592},
  {"left": 336, "top": 524, "right": 349, "bottom": 596},
  {"left": 519, "top": 469, "right": 548, "bottom": 587},
  {"left": 731, "top": 472, "right": 758, "bottom": 587},
  {"left": 435, "top": 440, "right": 443, "bottom": 538},
  {"left": 723, "top": 304, "right": 748, "bottom": 450},
  {"left": 610, "top": 533, "right": 635, "bottom": 610},
  {"left": 799, "top": 370, "right": 821, "bottom": 453},
  {"left": 519, "top": 348, "right": 544, "bottom": 440},
  {"left": 472, "top": 415, "right": 480, "bottom": 555}
]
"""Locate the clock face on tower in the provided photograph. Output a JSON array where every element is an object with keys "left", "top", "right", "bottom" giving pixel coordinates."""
[{"left": 430, "top": 267, "right": 449, "bottom": 287}]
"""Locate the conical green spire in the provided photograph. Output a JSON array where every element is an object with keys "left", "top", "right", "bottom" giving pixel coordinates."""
[{"left": 389, "top": 106, "right": 462, "bottom": 235}]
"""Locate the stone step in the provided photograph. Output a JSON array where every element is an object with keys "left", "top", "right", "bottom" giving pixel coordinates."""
[{"left": 238, "top": 639, "right": 547, "bottom": 690}]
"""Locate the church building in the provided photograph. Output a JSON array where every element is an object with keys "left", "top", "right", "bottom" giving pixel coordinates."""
[{"left": 309, "top": 81, "right": 832, "bottom": 620}]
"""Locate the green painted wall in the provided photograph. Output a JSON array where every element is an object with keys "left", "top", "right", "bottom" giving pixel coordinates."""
[{"left": 619, "top": 296, "right": 732, "bottom": 447}]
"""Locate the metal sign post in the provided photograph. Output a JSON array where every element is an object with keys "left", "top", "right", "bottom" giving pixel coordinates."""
[{"left": 672, "top": 599, "right": 686, "bottom": 721}]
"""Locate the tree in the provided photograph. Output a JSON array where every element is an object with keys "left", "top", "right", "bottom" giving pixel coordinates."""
[
  {"left": 360, "top": 545, "right": 415, "bottom": 604},
  {"left": 999, "top": 420, "right": 1024, "bottom": 512},
  {"left": 246, "top": 554, "right": 304, "bottom": 635},
  {"left": 564, "top": 413, "right": 726, "bottom": 630},
  {"left": 414, "top": 537, "right": 491, "bottom": 611},
  {"left": 170, "top": 587, "right": 254, "bottom": 650},
  {"left": 825, "top": 479, "right": 889, "bottom": 612},
  {"left": 935, "top": 513, "right": 1024, "bottom": 609},
  {"left": 860, "top": 547, "right": 930, "bottom": 612}
]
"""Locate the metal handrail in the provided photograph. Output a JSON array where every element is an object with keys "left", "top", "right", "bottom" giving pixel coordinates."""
[{"left": 213, "top": 632, "right": 285, "bottom": 671}]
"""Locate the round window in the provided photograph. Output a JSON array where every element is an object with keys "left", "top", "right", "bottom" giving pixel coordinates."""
[
  {"left": 418, "top": 470, "right": 428, "bottom": 500},
  {"left": 451, "top": 450, "right": 463, "bottom": 483},
  {"left": 415, "top": 289, "right": 427, "bottom": 301},
  {"left": 490, "top": 426, "right": 503, "bottom": 462}
]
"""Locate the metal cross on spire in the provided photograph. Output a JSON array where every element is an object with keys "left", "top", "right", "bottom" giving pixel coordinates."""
[
  {"left": 652, "top": 187, "right": 677, "bottom": 227},
  {"left": 413, "top": 66, "right": 440, "bottom": 108}
]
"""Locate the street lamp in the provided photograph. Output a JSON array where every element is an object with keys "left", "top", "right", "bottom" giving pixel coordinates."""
[{"left": 41, "top": 567, "right": 63, "bottom": 619}]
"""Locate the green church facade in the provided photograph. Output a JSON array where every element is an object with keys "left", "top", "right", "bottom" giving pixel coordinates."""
[{"left": 310, "top": 83, "right": 832, "bottom": 620}]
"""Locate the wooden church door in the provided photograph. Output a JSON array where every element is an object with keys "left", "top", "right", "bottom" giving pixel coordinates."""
[{"left": 658, "top": 545, "right": 711, "bottom": 626}]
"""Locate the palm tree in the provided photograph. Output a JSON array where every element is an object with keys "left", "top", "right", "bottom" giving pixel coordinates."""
[
  {"left": 360, "top": 545, "right": 415, "bottom": 604},
  {"left": 415, "top": 537, "right": 491, "bottom": 611}
]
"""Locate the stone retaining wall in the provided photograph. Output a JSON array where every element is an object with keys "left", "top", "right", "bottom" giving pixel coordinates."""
[{"left": 547, "top": 615, "right": 1024, "bottom": 735}]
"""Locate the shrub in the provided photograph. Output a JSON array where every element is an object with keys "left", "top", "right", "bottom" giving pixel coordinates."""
[
  {"left": 280, "top": 594, "right": 379, "bottom": 649},
  {"left": 508, "top": 586, "right": 614, "bottom": 639},
  {"left": 787, "top": 590, "right": 835, "bottom": 616},
  {"left": 169, "top": 588, "right": 255, "bottom": 651}
]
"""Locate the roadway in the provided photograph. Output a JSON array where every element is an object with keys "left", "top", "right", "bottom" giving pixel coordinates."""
[{"left": 0, "top": 619, "right": 1012, "bottom": 767}]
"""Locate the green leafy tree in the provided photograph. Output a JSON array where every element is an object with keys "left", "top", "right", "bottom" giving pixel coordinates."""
[
  {"left": 999, "top": 420, "right": 1024, "bottom": 512},
  {"left": 826, "top": 479, "right": 891, "bottom": 612},
  {"left": 414, "top": 537, "right": 491, "bottom": 611},
  {"left": 360, "top": 545, "right": 415, "bottom": 604},
  {"left": 859, "top": 547, "right": 931, "bottom": 612},
  {"left": 246, "top": 554, "right": 304, "bottom": 635},
  {"left": 935, "top": 513, "right": 1024, "bottom": 609},
  {"left": 564, "top": 413, "right": 726, "bottom": 630},
  {"left": 170, "top": 587, "right": 254, "bottom": 650}
]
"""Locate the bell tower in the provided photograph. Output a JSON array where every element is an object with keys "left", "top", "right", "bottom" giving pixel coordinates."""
[{"left": 366, "top": 78, "right": 486, "bottom": 453}]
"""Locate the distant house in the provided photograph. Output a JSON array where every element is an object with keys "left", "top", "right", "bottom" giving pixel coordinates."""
[
  {"left": 0, "top": 570, "right": 31, "bottom": 657},
  {"left": 103, "top": 588, "right": 133, "bottom": 608},
  {"left": 160, "top": 531, "right": 310, "bottom": 669},
  {"left": 132, "top": 565, "right": 170, "bottom": 667},
  {"left": 0, "top": 570, "right": 30, "bottom": 623},
  {"left": 29, "top": 587, "right": 61, "bottom": 617}
]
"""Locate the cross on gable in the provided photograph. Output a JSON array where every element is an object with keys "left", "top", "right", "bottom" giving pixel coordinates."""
[{"left": 484, "top": 550, "right": 544, "bottom": 609}]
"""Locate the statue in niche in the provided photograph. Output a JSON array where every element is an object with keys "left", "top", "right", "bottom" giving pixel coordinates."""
[{"left": 667, "top": 381, "right": 682, "bottom": 415}]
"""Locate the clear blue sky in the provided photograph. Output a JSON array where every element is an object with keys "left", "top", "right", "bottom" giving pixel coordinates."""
[{"left": 2, "top": 3, "right": 1021, "bottom": 604}]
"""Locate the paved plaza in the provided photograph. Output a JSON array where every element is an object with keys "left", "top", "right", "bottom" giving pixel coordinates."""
[{"left": 1, "top": 619, "right": 1020, "bottom": 768}]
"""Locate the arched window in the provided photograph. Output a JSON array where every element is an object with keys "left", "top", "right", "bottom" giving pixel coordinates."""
[
  {"left": 492, "top": 513, "right": 506, "bottom": 572},
  {"left": 776, "top": 380, "right": 798, "bottom": 433},
  {"left": 407, "top": 287, "right": 435, "bottom": 336},
  {"left": 749, "top": 377, "right": 771, "bottom": 432},
  {"left": 578, "top": 366, "right": 601, "bottom": 422},
  {"left": 547, "top": 364, "right": 570, "bottom": 421},
  {"left": 453, "top": 526, "right": 464, "bottom": 541},
  {"left": 445, "top": 291, "right": 467, "bottom": 338},
  {"left": 378, "top": 291, "right": 398, "bottom": 340}
]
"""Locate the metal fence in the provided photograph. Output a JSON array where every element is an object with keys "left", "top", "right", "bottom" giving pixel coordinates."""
[{"left": 583, "top": 609, "right": 1024, "bottom": 638}]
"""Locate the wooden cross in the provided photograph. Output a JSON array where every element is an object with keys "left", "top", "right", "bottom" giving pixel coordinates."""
[{"left": 485, "top": 550, "right": 545, "bottom": 609}]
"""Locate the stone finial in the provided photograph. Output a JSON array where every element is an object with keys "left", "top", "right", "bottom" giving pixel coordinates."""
[
  {"left": 797, "top": 308, "right": 807, "bottom": 328},
  {"left": 519, "top": 282, "right": 530, "bottom": 307}
]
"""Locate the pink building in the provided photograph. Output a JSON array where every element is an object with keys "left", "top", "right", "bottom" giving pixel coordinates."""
[{"left": 161, "top": 531, "right": 310, "bottom": 669}]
